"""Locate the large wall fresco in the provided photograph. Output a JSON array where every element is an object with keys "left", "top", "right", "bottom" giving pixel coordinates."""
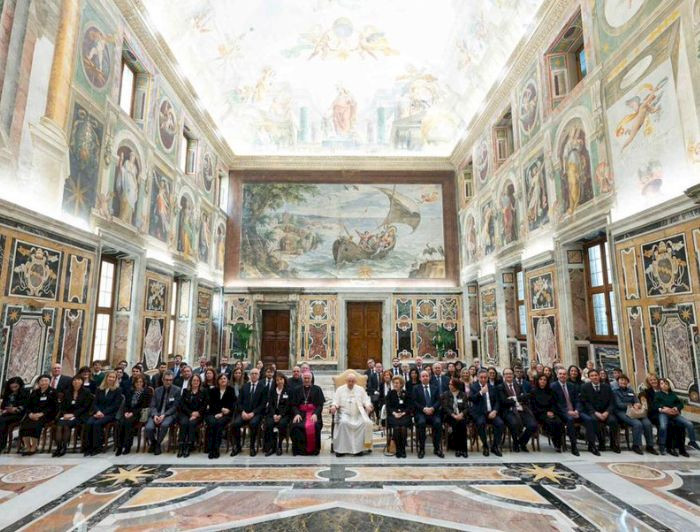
[
  {"left": 614, "top": 211, "right": 700, "bottom": 409},
  {"left": 0, "top": 221, "right": 96, "bottom": 384},
  {"left": 239, "top": 183, "right": 447, "bottom": 280},
  {"left": 143, "top": 0, "right": 544, "bottom": 156},
  {"left": 525, "top": 265, "right": 561, "bottom": 368}
]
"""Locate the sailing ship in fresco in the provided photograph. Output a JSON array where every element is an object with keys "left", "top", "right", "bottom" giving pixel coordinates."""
[{"left": 332, "top": 186, "right": 420, "bottom": 265}]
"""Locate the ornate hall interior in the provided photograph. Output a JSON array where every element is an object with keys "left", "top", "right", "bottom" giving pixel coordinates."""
[{"left": 0, "top": 0, "right": 699, "bottom": 530}]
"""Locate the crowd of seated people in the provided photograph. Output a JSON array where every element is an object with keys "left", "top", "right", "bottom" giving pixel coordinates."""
[{"left": 0, "top": 355, "right": 697, "bottom": 460}]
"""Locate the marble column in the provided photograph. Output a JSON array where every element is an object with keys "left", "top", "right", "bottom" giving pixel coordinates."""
[{"left": 29, "top": 0, "right": 80, "bottom": 216}]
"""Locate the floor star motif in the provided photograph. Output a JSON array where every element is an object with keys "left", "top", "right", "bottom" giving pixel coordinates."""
[
  {"left": 99, "top": 466, "right": 155, "bottom": 486},
  {"left": 520, "top": 464, "right": 568, "bottom": 484}
]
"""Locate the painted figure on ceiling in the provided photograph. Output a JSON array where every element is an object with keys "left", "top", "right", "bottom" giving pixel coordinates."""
[
  {"left": 216, "top": 223, "right": 226, "bottom": 271},
  {"left": 177, "top": 195, "right": 195, "bottom": 258},
  {"left": 500, "top": 181, "right": 517, "bottom": 245},
  {"left": 559, "top": 122, "right": 592, "bottom": 216},
  {"left": 199, "top": 211, "right": 211, "bottom": 263},
  {"left": 150, "top": 175, "right": 171, "bottom": 241}
]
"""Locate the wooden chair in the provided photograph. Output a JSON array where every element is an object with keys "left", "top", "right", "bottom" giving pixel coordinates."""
[
  {"left": 4, "top": 421, "right": 20, "bottom": 453},
  {"left": 330, "top": 370, "right": 368, "bottom": 453}
]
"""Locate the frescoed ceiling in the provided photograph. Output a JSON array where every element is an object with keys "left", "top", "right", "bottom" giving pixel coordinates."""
[{"left": 144, "top": 0, "right": 544, "bottom": 157}]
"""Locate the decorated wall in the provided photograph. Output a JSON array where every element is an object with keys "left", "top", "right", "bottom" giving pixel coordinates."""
[
  {"left": 0, "top": 216, "right": 97, "bottom": 384},
  {"left": 614, "top": 207, "right": 700, "bottom": 411},
  {"left": 141, "top": 270, "right": 171, "bottom": 370},
  {"left": 296, "top": 295, "right": 339, "bottom": 364}
]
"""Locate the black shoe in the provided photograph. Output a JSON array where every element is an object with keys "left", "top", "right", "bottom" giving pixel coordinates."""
[
  {"left": 250, "top": 447, "right": 257, "bottom": 457},
  {"left": 154, "top": 444, "right": 161, "bottom": 456},
  {"left": 520, "top": 442, "right": 530, "bottom": 453},
  {"left": 688, "top": 441, "right": 700, "bottom": 451},
  {"left": 646, "top": 446, "right": 658, "bottom": 455},
  {"left": 417, "top": 449, "right": 425, "bottom": 459},
  {"left": 455, "top": 451, "right": 462, "bottom": 457},
  {"left": 123, "top": 446, "right": 131, "bottom": 455},
  {"left": 208, "top": 451, "right": 215, "bottom": 459},
  {"left": 51, "top": 449, "right": 60, "bottom": 457},
  {"left": 230, "top": 446, "right": 240, "bottom": 457},
  {"left": 177, "top": 445, "right": 184, "bottom": 458},
  {"left": 588, "top": 444, "right": 600, "bottom": 456},
  {"left": 632, "top": 445, "right": 643, "bottom": 455},
  {"left": 491, "top": 446, "right": 502, "bottom": 457},
  {"left": 183, "top": 445, "right": 191, "bottom": 458},
  {"left": 276, "top": 447, "right": 283, "bottom": 456},
  {"left": 435, "top": 449, "right": 444, "bottom": 458},
  {"left": 679, "top": 449, "right": 690, "bottom": 457},
  {"left": 483, "top": 447, "right": 489, "bottom": 457},
  {"left": 265, "top": 448, "right": 275, "bottom": 457},
  {"left": 462, "top": 450, "right": 469, "bottom": 458},
  {"left": 659, "top": 447, "right": 667, "bottom": 455},
  {"left": 599, "top": 444, "right": 607, "bottom": 452},
  {"left": 512, "top": 443, "right": 520, "bottom": 453},
  {"left": 115, "top": 447, "right": 122, "bottom": 457},
  {"left": 555, "top": 446, "right": 562, "bottom": 453},
  {"left": 612, "top": 445, "right": 621, "bottom": 454},
  {"left": 571, "top": 446, "right": 580, "bottom": 456},
  {"left": 668, "top": 448, "right": 679, "bottom": 457}
]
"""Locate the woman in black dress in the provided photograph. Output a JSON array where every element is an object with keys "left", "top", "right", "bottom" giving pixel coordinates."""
[
  {"left": 115, "top": 374, "right": 152, "bottom": 455},
  {"left": 386, "top": 376, "right": 412, "bottom": 458},
  {"left": 177, "top": 373, "right": 208, "bottom": 457},
  {"left": 0, "top": 377, "right": 29, "bottom": 452},
  {"left": 203, "top": 368, "right": 218, "bottom": 392},
  {"left": 264, "top": 372, "right": 291, "bottom": 456},
  {"left": 567, "top": 365, "right": 583, "bottom": 392},
  {"left": 530, "top": 373, "right": 564, "bottom": 452},
  {"left": 53, "top": 375, "right": 93, "bottom": 456},
  {"left": 83, "top": 371, "right": 123, "bottom": 455},
  {"left": 405, "top": 368, "right": 420, "bottom": 397},
  {"left": 205, "top": 373, "right": 235, "bottom": 459},
  {"left": 441, "top": 378, "right": 470, "bottom": 458},
  {"left": 19, "top": 375, "right": 57, "bottom": 455}
]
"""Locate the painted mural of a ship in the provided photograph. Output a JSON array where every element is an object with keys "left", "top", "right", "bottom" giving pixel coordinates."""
[{"left": 332, "top": 186, "right": 421, "bottom": 265}]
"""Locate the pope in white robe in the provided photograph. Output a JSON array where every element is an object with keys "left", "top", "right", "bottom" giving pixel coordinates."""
[{"left": 330, "top": 372, "right": 374, "bottom": 455}]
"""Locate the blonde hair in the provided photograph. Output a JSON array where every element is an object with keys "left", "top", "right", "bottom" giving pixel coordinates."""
[{"left": 99, "top": 370, "right": 119, "bottom": 392}]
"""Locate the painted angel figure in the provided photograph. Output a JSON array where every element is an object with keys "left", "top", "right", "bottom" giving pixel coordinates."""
[{"left": 615, "top": 76, "right": 668, "bottom": 151}]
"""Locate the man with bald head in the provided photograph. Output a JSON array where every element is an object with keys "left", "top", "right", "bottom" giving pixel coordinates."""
[
  {"left": 231, "top": 367, "right": 266, "bottom": 456},
  {"left": 331, "top": 372, "right": 374, "bottom": 456},
  {"left": 412, "top": 370, "right": 444, "bottom": 458}
]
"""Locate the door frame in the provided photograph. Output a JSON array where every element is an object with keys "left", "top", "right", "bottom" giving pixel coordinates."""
[
  {"left": 338, "top": 293, "right": 392, "bottom": 371},
  {"left": 253, "top": 302, "right": 296, "bottom": 369}
]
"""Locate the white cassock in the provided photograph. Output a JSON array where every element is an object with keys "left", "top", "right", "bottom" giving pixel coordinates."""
[{"left": 332, "top": 384, "right": 374, "bottom": 454}]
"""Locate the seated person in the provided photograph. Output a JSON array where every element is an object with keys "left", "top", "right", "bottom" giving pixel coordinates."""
[
  {"left": 115, "top": 374, "right": 152, "bottom": 456},
  {"left": 411, "top": 370, "right": 444, "bottom": 458},
  {"left": 0, "top": 377, "right": 29, "bottom": 452},
  {"left": 19, "top": 375, "right": 57, "bottom": 455},
  {"left": 231, "top": 368, "right": 267, "bottom": 457},
  {"left": 330, "top": 372, "right": 373, "bottom": 457},
  {"left": 145, "top": 371, "right": 181, "bottom": 455},
  {"left": 580, "top": 369, "right": 620, "bottom": 455},
  {"left": 53, "top": 375, "right": 92, "bottom": 457},
  {"left": 174, "top": 365, "right": 193, "bottom": 391},
  {"left": 205, "top": 373, "right": 235, "bottom": 459},
  {"left": 377, "top": 370, "right": 393, "bottom": 422},
  {"left": 441, "top": 378, "right": 469, "bottom": 458},
  {"left": 499, "top": 368, "right": 538, "bottom": 452},
  {"left": 264, "top": 372, "right": 291, "bottom": 456},
  {"left": 83, "top": 371, "right": 123, "bottom": 456},
  {"left": 471, "top": 369, "right": 504, "bottom": 457},
  {"left": 654, "top": 378, "right": 699, "bottom": 456},
  {"left": 531, "top": 373, "right": 565, "bottom": 451},
  {"left": 613, "top": 374, "right": 657, "bottom": 455},
  {"left": 177, "top": 373, "right": 208, "bottom": 457},
  {"left": 386, "top": 376, "right": 412, "bottom": 459},
  {"left": 551, "top": 367, "right": 590, "bottom": 456},
  {"left": 289, "top": 372, "right": 325, "bottom": 456}
]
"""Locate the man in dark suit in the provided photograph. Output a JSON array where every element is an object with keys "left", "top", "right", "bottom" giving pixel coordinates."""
[
  {"left": 471, "top": 369, "right": 504, "bottom": 457},
  {"left": 218, "top": 355, "right": 233, "bottom": 380},
  {"left": 391, "top": 357, "right": 401, "bottom": 376},
  {"left": 145, "top": 371, "right": 181, "bottom": 455},
  {"left": 430, "top": 362, "right": 450, "bottom": 397},
  {"left": 411, "top": 370, "right": 444, "bottom": 458},
  {"left": 551, "top": 367, "right": 590, "bottom": 456},
  {"left": 151, "top": 362, "right": 167, "bottom": 388},
  {"left": 193, "top": 357, "right": 208, "bottom": 378},
  {"left": 288, "top": 366, "right": 303, "bottom": 390},
  {"left": 366, "top": 362, "right": 383, "bottom": 414},
  {"left": 499, "top": 368, "right": 538, "bottom": 452},
  {"left": 231, "top": 367, "right": 267, "bottom": 456},
  {"left": 174, "top": 365, "right": 192, "bottom": 391},
  {"left": 261, "top": 365, "right": 275, "bottom": 396},
  {"left": 364, "top": 359, "right": 375, "bottom": 378},
  {"left": 170, "top": 355, "right": 183, "bottom": 380},
  {"left": 49, "top": 363, "right": 72, "bottom": 398},
  {"left": 580, "top": 368, "right": 620, "bottom": 454},
  {"left": 513, "top": 366, "right": 531, "bottom": 394}
]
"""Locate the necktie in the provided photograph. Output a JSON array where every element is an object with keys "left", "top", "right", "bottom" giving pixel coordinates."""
[
  {"left": 594, "top": 385, "right": 599, "bottom": 392},
  {"left": 51, "top": 377, "right": 57, "bottom": 389},
  {"left": 160, "top": 387, "right": 169, "bottom": 414},
  {"left": 562, "top": 383, "right": 573, "bottom": 411},
  {"left": 509, "top": 383, "right": 515, "bottom": 395},
  {"left": 424, "top": 385, "right": 430, "bottom": 403}
]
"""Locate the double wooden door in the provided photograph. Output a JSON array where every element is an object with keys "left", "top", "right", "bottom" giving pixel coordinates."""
[
  {"left": 347, "top": 302, "right": 382, "bottom": 369},
  {"left": 260, "top": 309, "right": 290, "bottom": 370}
]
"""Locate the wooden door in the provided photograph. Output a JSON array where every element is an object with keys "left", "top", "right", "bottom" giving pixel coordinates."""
[
  {"left": 260, "top": 309, "right": 290, "bottom": 370},
  {"left": 347, "top": 302, "right": 382, "bottom": 369}
]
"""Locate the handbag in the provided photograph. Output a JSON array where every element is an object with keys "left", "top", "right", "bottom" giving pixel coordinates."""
[
  {"left": 139, "top": 407, "right": 149, "bottom": 423},
  {"left": 626, "top": 397, "right": 647, "bottom": 419}
]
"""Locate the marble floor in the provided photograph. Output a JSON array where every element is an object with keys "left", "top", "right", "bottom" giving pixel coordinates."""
[{"left": 0, "top": 447, "right": 698, "bottom": 531}]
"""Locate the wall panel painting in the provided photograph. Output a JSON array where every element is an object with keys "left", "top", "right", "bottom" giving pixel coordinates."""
[
  {"left": 112, "top": 315, "right": 129, "bottom": 362},
  {"left": 532, "top": 315, "right": 558, "bottom": 367},
  {"left": 240, "top": 183, "right": 447, "bottom": 280},
  {"left": 557, "top": 118, "right": 593, "bottom": 217},
  {"left": 63, "top": 103, "right": 104, "bottom": 220},
  {"left": 619, "top": 247, "right": 640, "bottom": 300},
  {"left": 641, "top": 234, "right": 691, "bottom": 297},
  {"left": 146, "top": 278, "right": 167, "bottom": 312},
  {"left": 8, "top": 240, "right": 62, "bottom": 300},
  {"left": 117, "top": 259, "right": 133, "bottom": 312},
  {"left": 627, "top": 306, "right": 648, "bottom": 387},
  {"left": 59, "top": 310, "right": 83, "bottom": 374},
  {"left": 524, "top": 154, "right": 549, "bottom": 231},
  {"left": 148, "top": 170, "right": 173, "bottom": 244},
  {"left": 143, "top": 317, "right": 164, "bottom": 370},
  {"left": 517, "top": 70, "right": 541, "bottom": 146},
  {"left": 111, "top": 142, "right": 141, "bottom": 226},
  {"left": 64, "top": 255, "right": 91, "bottom": 304},
  {"left": 395, "top": 297, "right": 413, "bottom": 358},
  {"left": 529, "top": 272, "right": 555, "bottom": 310},
  {"left": 2, "top": 306, "right": 55, "bottom": 385},
  {"left": 392, "top": 295, "right": 461, "bottom": 360},
  {"left": 480, "top": 287, "right": 498, "bottom": 365},
  {"left": 297, "top": 296, "right": 337, "bottom": 363}
]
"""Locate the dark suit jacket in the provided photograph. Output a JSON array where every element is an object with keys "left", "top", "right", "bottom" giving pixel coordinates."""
[
  {"left": 550, "top": 380, "right": 582, "bottom": 417},
  {"left": 218, "top": 365, "right": 233, "bottom": 380},
  {"left": 178, "top": 388, "right": 209, "bottom": 417},
  {"left": 123, "top": 387, "right": 153, "bottom": 415},
  {"left": 26, "top": 388, "right": 58, "bottom": 420},
  {"left": 59, "top": 388, "right": 93, "bottom": 420},
  {"left": 150, "top": 372, "right": 166, "bottom": 389},
  {"left": 440, "top": 390, "right": 469, "bottom": 416},
  {"left": 92, "top": 388, "right": 123, "bottom": 417},
  {"left": 514, "top": 378, "right": 532, "bottom": 394},
  {"left": 386, "top": 389, "right": 412, "bottom": 416},
  {"left": 431, "top": 374, "right": 450, "bottom": 396},
  {"left": 498, "top": 381, "right": 531, "bottom": 415},
  {"left": 266, "top": 386, "right": 291, "bottom": 418},
  {"left": 260, "top": 378, "right": 275, "bottom": 398},
  {"left": 411, "top": 383, "right": 440, "bottom": 412},
  {"left": 470, "top": 382, "right": 500, "bottom": 416},
  {"left": 366, "top": 371, "right": 381, "bottom": 398},
  {"left": 237, "top": 381, "right": 267, "bottom": 416},
  {"left": 207, "top": 387, "right": 236, "bottom": 415},
  {"left": 50, "top": 375, "right": 73, "bottom": 397},
  {"left": 378, "top": 381, "right": 393, "bottom": 408},
  {"left": 148, "top": 385, "right": 181, "bottom": 418},
  {"left": 580, "top": 382, "right": 615, "bottom": 416}
]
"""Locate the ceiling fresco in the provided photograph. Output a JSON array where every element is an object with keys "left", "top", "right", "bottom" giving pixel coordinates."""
[{"left": 145, "top": 0, "right": 544, "bottom": 156}]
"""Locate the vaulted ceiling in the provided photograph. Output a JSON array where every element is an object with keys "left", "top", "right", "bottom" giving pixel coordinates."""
[{"left": 144, "top": 0, "right": 544, "bottom": 157}]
